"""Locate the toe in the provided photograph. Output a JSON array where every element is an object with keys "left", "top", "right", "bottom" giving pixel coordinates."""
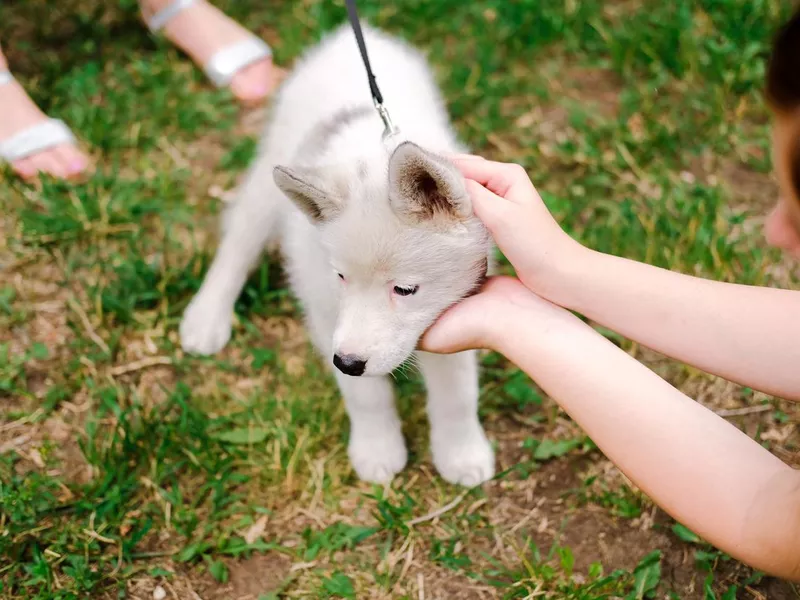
[
  {"left": 36, "top": 150, "right": 69, "bottom": 179},
  {"left": 229, "top": 59, "right": 275, "bottom": 104},
  {"left": 54, "top": 143, "right": 90, "bottom": 177},
  {"left": 12, "top": 158, "right": 36, "bottom": 180}
]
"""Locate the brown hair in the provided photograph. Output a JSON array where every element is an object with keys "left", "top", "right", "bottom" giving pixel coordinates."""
[
  {"left": 793, "top": 138, "right": 800, "bottom": 194},
  {"left": 767, "top": 7, "right": 800, "bottom": 111},
  {"left": 767, "top": 7, "right": 800, "bottom": 205}
]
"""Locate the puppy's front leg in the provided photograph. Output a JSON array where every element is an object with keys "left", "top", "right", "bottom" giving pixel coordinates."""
[
  {"left": 180, "top": 228, "right": 265, "bottom": 355},
  {"left": 180, "top": 163, "right": 279, "bottom": 355},
  {"left": 336, "top": 373, "right": 407, "bottom": 484},
  {"left": 418, "top": 351, "right": 494, "bottom": 486}
]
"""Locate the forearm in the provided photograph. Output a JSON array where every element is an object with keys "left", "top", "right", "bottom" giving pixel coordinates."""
[
  {"left": 546, "top": 249, "right": 800, "bottom": 400},
  {"left": 495, "top": 306, "right": 800, "bottom": 581}
]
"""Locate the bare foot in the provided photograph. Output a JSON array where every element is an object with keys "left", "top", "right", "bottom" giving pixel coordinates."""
[
  {"left": 140, "top": 0, "right": 283, "bottom": 105},
  {"left": 0, "top": 54, "right": 90, "bottom": 181}
]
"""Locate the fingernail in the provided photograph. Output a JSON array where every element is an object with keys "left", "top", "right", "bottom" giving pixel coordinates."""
[{"left": 69, "top": 159, "right": 87, "bottom": 173}]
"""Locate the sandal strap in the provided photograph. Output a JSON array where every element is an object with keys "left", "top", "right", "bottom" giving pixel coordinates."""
[
  {"left": 145, "top": 0, "right": 197, "bottom": 32},
  {"left": 204, "top": 37, "right": 272, "bottom": 87},
  {"left": 142, "top": 0, "right": 272, "bottom": 88},
  {"left": 0, "top": 119, "right": 76, "bottom": 162},
  {"left": 0, "top": 70, "right": 14, "bottom": 87}
]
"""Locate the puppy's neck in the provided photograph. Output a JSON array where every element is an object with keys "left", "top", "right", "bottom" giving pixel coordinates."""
[{"left": 296, "top": 105, "right": 391, "bottom": 168}]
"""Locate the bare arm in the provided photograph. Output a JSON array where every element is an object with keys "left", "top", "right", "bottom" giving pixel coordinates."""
[
  {"left": 424, "top": 278, "right": 800, "bottom": 581},
  {"left": 450, "top": 156, "right": 800, "bottom": 401},
  {"left": 547, "top": 249, "right": 800, "bottom": 400}
]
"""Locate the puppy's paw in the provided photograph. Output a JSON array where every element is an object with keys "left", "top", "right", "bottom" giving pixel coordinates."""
[
  {"left": 349, "top": 428, "right": 408, "bottom": 484},
  {"left": 180, "top": 294, "right": 232, "bottom": 355},
  {"left": 432, "top": 425, "right": 494, "bottom": 487}
]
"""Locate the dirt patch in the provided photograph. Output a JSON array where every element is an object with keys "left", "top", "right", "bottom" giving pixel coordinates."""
[
  {"left": 198, "top": 553, "right": 293, "bottom": 600},
  {"left": 686, "top": 152, "right": 779, "bottom": 211},
  {"left": 488, "top": 458, "right": 797, "bottom": 599},
  {"left": 559, "top": 66, "right": 623, "bottom": 119},
  {"left": 685, "top": 153, "right": 800, "bottom": 288},
  {"left": 515, "top": 65, "right": 620, "bottom": 131},
  {"left": 720, "top": 160, "right": 779, "bottom": 212}
]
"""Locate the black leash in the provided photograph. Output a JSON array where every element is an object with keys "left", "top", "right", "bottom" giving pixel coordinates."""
[{"left": 344, "top": 0, "right": 399, "bottom": 140}]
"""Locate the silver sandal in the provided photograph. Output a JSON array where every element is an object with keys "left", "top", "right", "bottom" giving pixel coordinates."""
[
  {"left": 0, "top": 70, "right": 77, "bottom": 164},
  {"left": 143, "top": 0, "right": 273, "bottom": 89}
]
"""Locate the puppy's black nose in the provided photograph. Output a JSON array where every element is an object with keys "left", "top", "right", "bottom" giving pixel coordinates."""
[{"left": 333, "top": 353, "right": 367, "bottom": 376}]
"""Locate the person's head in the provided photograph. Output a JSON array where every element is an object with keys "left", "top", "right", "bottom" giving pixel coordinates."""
[{"left": 765, "top": 7, "right": 800, "bottom": 256}]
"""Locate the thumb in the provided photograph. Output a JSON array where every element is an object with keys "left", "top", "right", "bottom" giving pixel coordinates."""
[
  {"left": 419, "top": 303, "right": 472, "bottom": 354},
  {"left": 465, "top": 179, "right": 507, "bottom": 231}
]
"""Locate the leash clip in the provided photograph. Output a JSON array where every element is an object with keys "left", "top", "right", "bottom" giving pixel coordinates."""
[
  {"left": 346, "top": 0, "right": 399, "bottom": 142},
  {"left": 374, "top": 97, "right": 399, "bottom": 141}
]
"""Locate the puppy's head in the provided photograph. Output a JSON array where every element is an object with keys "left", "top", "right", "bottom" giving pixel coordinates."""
[
  {"left": 765, "top": 7, "right": 800, "bottom": 255},
  {"left": 274, "top": 141, "right": 490, "bottom": 376}
]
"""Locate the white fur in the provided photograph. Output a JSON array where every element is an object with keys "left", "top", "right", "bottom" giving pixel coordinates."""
[{"left": 180, "top": 24, "right": 494, "bottom": 486}]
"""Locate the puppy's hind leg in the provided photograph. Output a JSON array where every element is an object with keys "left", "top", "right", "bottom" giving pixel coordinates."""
[
  {"left": 180, "top": 159, "right": 282, "bottom": 355},
  {"left": 418, "top": 350, "right": 494, "bottom": 487}
]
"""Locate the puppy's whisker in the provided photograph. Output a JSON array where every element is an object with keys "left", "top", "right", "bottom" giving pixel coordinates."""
[{"left": 397, "top": 354, "right": 421, "bottom": 378}]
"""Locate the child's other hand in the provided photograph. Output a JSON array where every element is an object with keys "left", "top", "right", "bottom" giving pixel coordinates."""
[
  {"left": 452, "top": 155, "right": 584, "bottom": 297},
  {"left": 420, "top": 276, "right": 575, "bottom": 354}
]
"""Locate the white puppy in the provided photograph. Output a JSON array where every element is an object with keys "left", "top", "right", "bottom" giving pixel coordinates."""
[{"left": 180, "top": 23, "right": 495, "bottom": 486}]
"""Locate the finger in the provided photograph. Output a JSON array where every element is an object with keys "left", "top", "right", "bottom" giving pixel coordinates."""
[
  {"left": 419, "top": 308, "right": 468, "bottom": 354},
  {"left": 421, "top": 276, "right": 519, "bottom": 353},
  {"left": 419, "top": 328, "right": 459, "bottom": 354},
  {"left": 447, "top": 152, "right": 486, "bottom": 161},
  {"left": 453, "top": 157, "right": 524, "bottom": 185},
  {"left": 453, "top": 158, "right": 537, "bottom": 202},
  {"left": 465, "top": 179, "right": 509, "bottom": 230}
]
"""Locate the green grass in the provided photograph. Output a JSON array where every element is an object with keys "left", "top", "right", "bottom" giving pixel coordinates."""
[{"left": 1, "top": 0, "right": 799, "bottom": 598}]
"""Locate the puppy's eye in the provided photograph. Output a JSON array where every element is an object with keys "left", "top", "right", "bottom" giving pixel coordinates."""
[
  {"left": 393, "top": 284, "right": 419, "bottom": 297},
  {"left": 337, "top": 273, "right": 345, "bottom": 281}
]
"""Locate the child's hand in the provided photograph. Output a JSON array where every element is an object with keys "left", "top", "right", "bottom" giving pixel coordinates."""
[
  {"left": 453, "top": 155, "right": 584, "bottom": 297},
  {"left": 420, "top": 276, "right": 577, "bottom": 354}
]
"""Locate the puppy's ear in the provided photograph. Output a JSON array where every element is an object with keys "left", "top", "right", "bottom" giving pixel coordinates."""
[
  {"left": 766, "top": 7, "right": 800, "bottom": 111},
  {"left": 388, "top": 142, "right": 471, "bottom": 223},
  {"left": 273, "top": 165, "right": 342, "bottom": 223}
]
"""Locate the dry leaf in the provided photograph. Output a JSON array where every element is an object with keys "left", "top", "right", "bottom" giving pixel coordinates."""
[{"left": 244, "top": 515, "right": 268, "bottom": 544}]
